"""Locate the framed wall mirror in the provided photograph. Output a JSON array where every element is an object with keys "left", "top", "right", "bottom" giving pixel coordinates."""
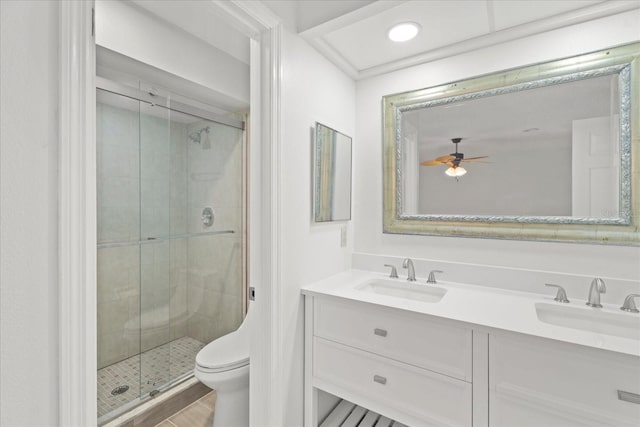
[
  {"left": 383, "top": 43, "right": 640, "bottom": 245},
  {"left": 314, "top": 122, "right": 353, "bottom": 222}
]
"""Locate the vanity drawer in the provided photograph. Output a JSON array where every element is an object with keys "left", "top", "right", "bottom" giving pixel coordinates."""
[
  {"left": 490, "top": 332, "right": 640, "bottom": 427},
  {"left": 314, "top": 297, "right": 472, "bottom": 381},
  {"left": 313, "top": 337, "right": 472, "bottom": 427}
]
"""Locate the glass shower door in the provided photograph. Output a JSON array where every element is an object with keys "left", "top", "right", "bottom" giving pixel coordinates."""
[
  {"left": 96, "top": 89, "right": 143, "bottom": 419},
  {"left": 137, "top": 107, "right": 246, "bottom": 394},
  {"left": 96, "top": 82, "right": 245, "bottom": 423},
  {"left": 96, "top": 88, "right": 177, "bottom": 417},
  {"left": 138, "top": 100, "right": 173, "bottom": 397},
  {"left": 137, "top": 103, "right": 249, "bottom": 397}
]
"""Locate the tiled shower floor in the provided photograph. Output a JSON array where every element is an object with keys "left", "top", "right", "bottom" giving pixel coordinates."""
[{"left": 97, "top": 336, "right": 205, "bottom": 418}]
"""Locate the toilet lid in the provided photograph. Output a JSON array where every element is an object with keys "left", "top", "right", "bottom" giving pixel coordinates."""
[{"left": 196, "top": 328, "right": 249, "bottom": 371}]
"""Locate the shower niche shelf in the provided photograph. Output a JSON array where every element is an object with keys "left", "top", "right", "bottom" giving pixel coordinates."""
[{"left": 97, "top": 229, "right": 235, "bottom": 249}]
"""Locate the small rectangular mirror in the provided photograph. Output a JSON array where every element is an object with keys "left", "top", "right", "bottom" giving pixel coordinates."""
[{"left": 314, "top": 122, "right": 352, "bottom": 222}]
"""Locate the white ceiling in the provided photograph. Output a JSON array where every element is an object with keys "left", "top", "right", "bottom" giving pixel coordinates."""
[
  {"left": 262, "top": 0, "right": 376, "bottom": 32},
  {"left": 296, "top": 0, "right": 640, "bottom": 79},
  {"left": 128, "top": 0, "right": 639, "bottom": 81}
]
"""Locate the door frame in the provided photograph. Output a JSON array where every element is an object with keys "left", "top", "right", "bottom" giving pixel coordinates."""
[{"left": 59, "top": 1, "right": 284, "bottom": 425}]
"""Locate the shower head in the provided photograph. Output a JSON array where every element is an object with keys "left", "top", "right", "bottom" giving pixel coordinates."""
[{"left": 188, "top": 126, "right": 211, "bottom": 149}]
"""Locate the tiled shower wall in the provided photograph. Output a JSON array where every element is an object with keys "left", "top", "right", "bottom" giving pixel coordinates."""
[
  {"left": 97, "top": 96, "right": 244, "bottom": 370},
  {"left": 185, "top": 120, "right": 244, "bottom": 344}
]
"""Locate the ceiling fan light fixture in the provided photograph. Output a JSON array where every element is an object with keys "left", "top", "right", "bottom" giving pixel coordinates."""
[
  {"left": 445, "top": 166, "right": 467, "bottom": 177},
  {"left": 388, "top": 22, "right": 420, "bottom": 42}
]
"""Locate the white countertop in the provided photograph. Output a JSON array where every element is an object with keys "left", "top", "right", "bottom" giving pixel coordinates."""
[{"left": 301, "top": 269, "right": 640, "bottom": 357}]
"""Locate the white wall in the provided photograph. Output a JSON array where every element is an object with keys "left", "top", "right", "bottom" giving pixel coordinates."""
[
  {"left": 354, "top": 10, "right": 640, "bottom": 281},
  {"left": 0, "top": 1, "right": 60, "bottom": 425},
  {"left": 95, "top": 0, "right": 249, "bottom": 106},
  {"left": 279, "top": 29, "right": 356, "bottom": 426}
]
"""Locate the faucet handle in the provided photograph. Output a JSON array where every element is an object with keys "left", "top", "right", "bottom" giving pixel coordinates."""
[
  {"left": 620, "top": 294, "right": 640, "bottom": 313},
  {"left": 427, "top": 270, "right": 443, "bottom": 284},
  {"left": 545, "top": 284, "right": 570, "bottom": 303},
  {"left": 384, "top": 264, "right": 398, "bottom": 279}
]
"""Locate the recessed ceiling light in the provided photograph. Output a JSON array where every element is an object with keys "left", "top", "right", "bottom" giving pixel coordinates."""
[{"left": 388, "top": 22, "right": 420, "bottom": 42}]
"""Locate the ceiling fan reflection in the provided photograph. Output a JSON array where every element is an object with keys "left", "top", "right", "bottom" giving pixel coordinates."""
[{"left": 420, "top": 137, "right": 489, "bottom": 178}]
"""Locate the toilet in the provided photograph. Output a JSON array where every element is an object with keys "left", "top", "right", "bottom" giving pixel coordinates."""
[{"left": 194, "top": 307, "right": 251, "bottom": 427}]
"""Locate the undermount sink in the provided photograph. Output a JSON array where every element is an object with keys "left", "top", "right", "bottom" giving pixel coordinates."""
[
  {"left": 356, "top": 278, "right": 447, "bottom": 303},
  {"left": 535, "top": 302, "right": 640, "bottom": 340}
]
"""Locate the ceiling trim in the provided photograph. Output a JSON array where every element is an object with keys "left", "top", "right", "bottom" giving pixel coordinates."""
[
  {"left": 300, "top": 0, "right": 408, "bottom": 79},
  {"left": 305, "top": 37, "right": 361, "bottom": 79},
  {"left": 299, "top": 0, "right": 409, "bottom": 39},
  {"left": 301, "top": 0, "right": 640, "bottom": 81},
  {"left": 211, "top": 0, "right": 282, "bottom": 38}
]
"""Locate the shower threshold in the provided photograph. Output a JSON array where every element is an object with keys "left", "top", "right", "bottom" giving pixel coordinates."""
[{"left": 97, "top": 336, "right": 205, "bottom": 422}]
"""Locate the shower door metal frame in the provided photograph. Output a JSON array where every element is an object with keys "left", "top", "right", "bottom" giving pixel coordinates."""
[{"left": 96, "top": 77, "right": 245, "bottom": 131}]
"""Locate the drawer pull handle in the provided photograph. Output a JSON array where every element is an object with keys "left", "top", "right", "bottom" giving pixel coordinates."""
[
  {"left": 373, "top": 375, "right": 387, "bottom": 385},
  {"left": 374, "top": 328, "right": 388, "bottom": 337},
  {"left": 618, "top": 390, "right": 640, "bottom": 405}
]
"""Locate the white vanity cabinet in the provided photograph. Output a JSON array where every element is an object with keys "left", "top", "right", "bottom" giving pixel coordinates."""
[
  {"left": 305, "top": 296, "right": 476, "bottom": 427},
  {"left": 303, "top": 280, "right": 640, "bottom": 427},
  {"left": 489, "top": 332, "right": 640, "bottom": 427}
]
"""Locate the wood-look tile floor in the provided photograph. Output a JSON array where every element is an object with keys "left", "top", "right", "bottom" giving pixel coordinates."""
[{"left": 154, "top": 391, "right": 216, "bottom": 427}]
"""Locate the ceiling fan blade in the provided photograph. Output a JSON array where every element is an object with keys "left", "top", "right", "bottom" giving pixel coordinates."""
[
  {"left": 460, "top": 156, "right": 490, "bottom": 164},
  {"left": 435, "top": 155, "right": 455, "bottom": 162},
  {"left": 420, "top": 160, "right": 445, "bottom": 166}
]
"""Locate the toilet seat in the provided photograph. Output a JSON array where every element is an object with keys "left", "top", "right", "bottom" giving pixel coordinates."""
[
  {"left": 196, "top": 361, "right": 249, "bottom": 375},
  {"left": 195, "top": 327, "right": 249, "bottom": 372}
]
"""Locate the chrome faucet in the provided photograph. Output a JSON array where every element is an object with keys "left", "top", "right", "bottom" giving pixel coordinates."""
[
  {"left": 402, "top": 258, "right": 416, "bottom": 282},
  {"left": 586, "top": 277, "right": 606, "bottom": 308}
]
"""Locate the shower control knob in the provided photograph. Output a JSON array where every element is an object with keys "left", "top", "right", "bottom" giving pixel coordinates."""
[{"left": 202, "top": 207, "right": 215, "bottom": 227}]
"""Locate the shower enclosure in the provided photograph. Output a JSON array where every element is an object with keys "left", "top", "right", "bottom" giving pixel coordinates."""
[{"left": 96, "top": 81, "right": 245, "bottom": 422}]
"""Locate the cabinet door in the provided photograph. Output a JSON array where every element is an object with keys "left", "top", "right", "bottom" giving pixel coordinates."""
[{"left": 490, "top": 332, "right": 640, "bottom": 427}]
